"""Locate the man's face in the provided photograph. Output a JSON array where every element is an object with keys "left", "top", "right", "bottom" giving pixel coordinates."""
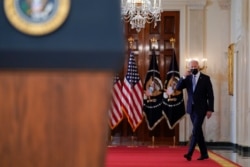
[
  {"left": 189, "top": 61, "right": 199, "bottom": 70},
  {"left": 189, "top": 60, "right": 199, "bottom": 75}
]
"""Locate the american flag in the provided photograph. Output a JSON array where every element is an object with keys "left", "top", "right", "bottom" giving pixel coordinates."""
[
  {"left": 122, "top": 52, "right": 143, "bottom": 132},
  {"left": 108, "top": 74, "right": 123, "bottom": 129}
]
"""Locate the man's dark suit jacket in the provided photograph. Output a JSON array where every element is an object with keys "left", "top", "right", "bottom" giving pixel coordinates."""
[{"left": 176, "top": 72, "right": 214, "bottom": 115}]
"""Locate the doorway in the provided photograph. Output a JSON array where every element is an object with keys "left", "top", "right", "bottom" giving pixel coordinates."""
[{"left": 110, "top": 11, "right": 181, "bottom": 146}]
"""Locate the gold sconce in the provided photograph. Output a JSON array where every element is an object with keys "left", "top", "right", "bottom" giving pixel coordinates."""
[{"left": 185, "top": 58, "right": 207, "bottom": 71}]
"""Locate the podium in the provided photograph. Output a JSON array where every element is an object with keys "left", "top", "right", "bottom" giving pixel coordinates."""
[
  {"left": 0, "top": 71, "right": 113, "bottom": 167},
  {"left": 0, "top": 0, "right": 124, "bottom": 167}
]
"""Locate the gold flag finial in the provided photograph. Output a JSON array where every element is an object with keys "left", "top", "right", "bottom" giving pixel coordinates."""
[
  {"left": 128, "top": 37, "right": 134, "bottom": 49},
  {"left": 150, "top": 37, "right": 158, "bottom": 50},
  {"left": 170, "top": 37, "right": 175, "bottom": 48}
]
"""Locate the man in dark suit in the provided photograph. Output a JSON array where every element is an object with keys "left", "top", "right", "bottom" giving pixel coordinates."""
[{"left": 176, "top": 59, "right": 214, "bottom": 161}]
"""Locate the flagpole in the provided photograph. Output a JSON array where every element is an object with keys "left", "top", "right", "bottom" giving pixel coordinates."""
[
  {"left": 170, "top": 37, "right": 177, "bottom": 148},
  {"left": 163, "top": 37, "right": 185, "bottom": 146},
  {"left": 107, "top": 135, "right": 114, "bottom": 147},
  {"left": 148, "top": 129, "right": 158, "bottom": 148},
  {"left": 145, "top": 40, "right": 162, "bottom": 148},
  {"left": 130, "top": 37, "right": 137, "bottom": 148},
  {"left": 128, "top": 131, "right": 138, "bottom": 147},
  {"left": 107, "top": 129, "right": 117, "bottom": 147},
  {"left": 126, "top": 37, "right": 142, "bottom": 147},
  {"left": 148, "top": 135, "right": 156, "bottom": 148},
  {"left": 131, "top": 133, "right": 137, "bottom": 147},
  {"left": 108, "top": 74, "right": 123, "bottom": 147},
  {"left": 173, "top": 135, "right": 176, "bottom": 147},
  {"left": 149, "top": 47, "right": 157, "bottom": 148}
]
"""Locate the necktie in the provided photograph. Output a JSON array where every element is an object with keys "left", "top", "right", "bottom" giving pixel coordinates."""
[{"left": 192, "top": 75, "right": 196, "bottom": 91}]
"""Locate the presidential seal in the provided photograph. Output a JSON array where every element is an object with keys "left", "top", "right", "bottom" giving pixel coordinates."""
[{"left": 4, "top": 0, "right": 70, "bottom": 36}]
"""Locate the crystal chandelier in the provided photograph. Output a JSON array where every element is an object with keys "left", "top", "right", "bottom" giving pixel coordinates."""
[{"left": 121, "top": 0, "right": 162, "bottom": 33}]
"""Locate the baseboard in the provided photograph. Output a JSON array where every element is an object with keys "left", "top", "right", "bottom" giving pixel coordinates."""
[
  {"left": 236, "top": 144, "right": 250, "bottom": 157},
  {"left": 179, "top": 141, "right": 250, "bottom": 157}
]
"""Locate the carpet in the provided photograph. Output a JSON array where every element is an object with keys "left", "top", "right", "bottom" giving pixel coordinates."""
[{"left": 105, "top": 146, "right": 242, "bottom": 167}]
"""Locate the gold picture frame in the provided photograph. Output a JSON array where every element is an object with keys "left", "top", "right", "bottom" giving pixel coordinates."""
[{"left": 228, "top": 43, "right": 234, "bottom": 96}]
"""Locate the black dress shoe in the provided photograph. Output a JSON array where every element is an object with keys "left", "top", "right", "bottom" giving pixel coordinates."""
[
  {"left": 197, "top": 155, "right": 209, "bottom": 160},
  {"left": 184, "top": 154, "right": 191, "bottom": 161}
]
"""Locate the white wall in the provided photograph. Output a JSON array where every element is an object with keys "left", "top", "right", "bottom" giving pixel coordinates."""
[
  {"left": 163, "top": 0, "right": 250, "bottom": 147},
  {"left": 232, "top": 0, "right": 250, "bottom": 147},
  {"left": 204, "top": 0, "right": 231, "bottom": 142}
]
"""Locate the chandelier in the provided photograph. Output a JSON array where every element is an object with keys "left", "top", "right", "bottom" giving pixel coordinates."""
[{"left": 121, "top": 0, "right": 162, "bottom": 33}]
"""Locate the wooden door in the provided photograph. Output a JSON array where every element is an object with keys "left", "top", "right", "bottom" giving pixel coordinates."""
[{"left": 110, "top": 11, "right": 180, "bottom": 146}]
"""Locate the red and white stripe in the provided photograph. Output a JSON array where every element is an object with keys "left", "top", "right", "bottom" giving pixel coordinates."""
[
  {"left": 122, "top": 79, "right": 143, "bottom": 131},
  {"left": 108, "top": 77, "right": 123, "bottom": 129}
]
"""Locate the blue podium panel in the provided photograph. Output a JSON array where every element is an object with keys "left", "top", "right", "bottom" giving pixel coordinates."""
[{"left": 0, "top": 0, "right": 125, "bottom": 71}]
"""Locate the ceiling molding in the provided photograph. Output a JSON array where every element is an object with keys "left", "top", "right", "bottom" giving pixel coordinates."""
[{"left": 162, "top": 0, "right": 207, "bottom": 10}]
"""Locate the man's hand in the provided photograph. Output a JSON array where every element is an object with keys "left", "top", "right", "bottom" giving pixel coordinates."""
[
  {"left": 206, "top": 111, "right": 213, "bottom": 119},
  {"left": 185, "top": 70, "right": 191, "bottom": 76}
]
